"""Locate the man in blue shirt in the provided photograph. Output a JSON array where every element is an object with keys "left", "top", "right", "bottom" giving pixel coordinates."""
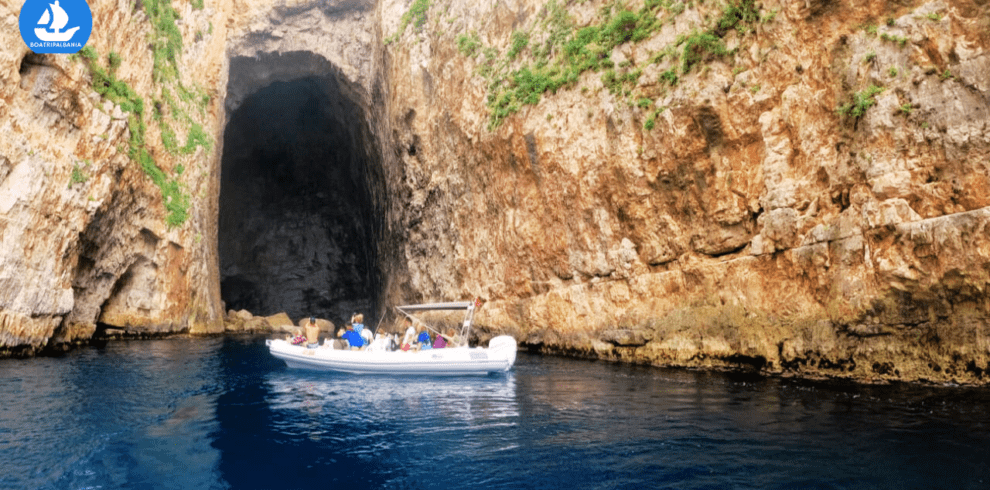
[
  {"left": 417, "top": 326, "right": 432, "bottom": 350},
  {"left": 342, "top": 324, "right": 365, "bottom": 350}
]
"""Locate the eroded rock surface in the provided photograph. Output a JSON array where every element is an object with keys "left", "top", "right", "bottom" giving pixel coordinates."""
[
  {"left": 380, "top": 0, "right": 990, "bottom": 384},
  {"left": 2, "top": 0, "right": 989, "bottom": 384},
  {"left": 1, "top": 1, "right": 229, "bottom": 354}
]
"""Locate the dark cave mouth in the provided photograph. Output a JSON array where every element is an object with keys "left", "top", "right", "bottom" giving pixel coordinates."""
[{"left": 218, "top": 62, "right": 383, "bottom": 325}]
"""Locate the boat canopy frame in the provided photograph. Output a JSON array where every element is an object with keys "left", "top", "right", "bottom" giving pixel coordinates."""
[{"left": 395, "top": 300, "right": 480, "bottom": 347}]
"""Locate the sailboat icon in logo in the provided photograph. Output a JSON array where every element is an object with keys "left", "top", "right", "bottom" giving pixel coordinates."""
[{"left": 34, "top": 1, "right": 80, "bottom": 42}]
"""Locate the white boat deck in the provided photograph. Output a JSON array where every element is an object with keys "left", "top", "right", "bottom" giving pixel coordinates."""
[
  {"left": 267, "top": 300, "right": 517, "bottom": 375},
  {"left": 267, "top": 336, "right": 517, "bottom": 375}
]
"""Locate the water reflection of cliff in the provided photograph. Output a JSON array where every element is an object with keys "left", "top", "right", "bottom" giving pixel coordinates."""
[{"left": 518, "top": 354, "right": 852, "bottom": 448}]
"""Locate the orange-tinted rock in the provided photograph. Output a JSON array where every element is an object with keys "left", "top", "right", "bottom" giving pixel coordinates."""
[{"left": 1, "top": 0, "right": 989, "bottom": 385}]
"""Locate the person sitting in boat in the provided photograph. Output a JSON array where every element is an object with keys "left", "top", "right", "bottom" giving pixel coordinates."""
[
  {"left": 342, "top": 323, "right": 365, "bottom": 350},
  {"left": 365, "top": 327, "right": 384, "bottom": 352},
  {"left": 333, "top": 328, "right": 348, "bottom": 350},
  {"left": 360, "top": 322, "right": 374, "bottom": 346},
  {"left": 288, "top": 327, "right": 306, "bottom": 345},
  {"left": 400, "top": 318, "right": 416, "bottom": 351},
  {"left": 443, "top": 328, "right": 460, "bottom": 348},
  {"left": 351, "top": 313, "right": 365, "bottom": 335},
  {"left": 371, "top": 328, "right": 394, "bottom": 352},
  {"left": 433, "top": 331, "right": 447, "bottom": 349},
  {"left": 305, "top": 316, "right": 320, "bottom": 348},
  {"left": 417, "top": 324, "right": 432, "bottom": 350}
]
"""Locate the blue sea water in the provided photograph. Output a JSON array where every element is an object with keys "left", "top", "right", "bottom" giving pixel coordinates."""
[{"left": 1, "top": 335, "right": 988, "bottom": 489}]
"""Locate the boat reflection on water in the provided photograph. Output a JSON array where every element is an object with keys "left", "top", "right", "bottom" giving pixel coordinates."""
[
  {"left": 264, "top": 370, "right": 518, "bottom": 418},
  {"left": 260, "top": 369, "right": 520, "bottom": 453}
]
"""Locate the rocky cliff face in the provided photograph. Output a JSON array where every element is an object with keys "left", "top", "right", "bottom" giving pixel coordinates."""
[
  {"left": 381, "top": 0, "right": 990, "bottom": 384},
  {"left": 2, "top": 0, "right": 989, "bottom": 384},
  {"left": 1, "top": 0, "right": 229, "bottom": 354}
]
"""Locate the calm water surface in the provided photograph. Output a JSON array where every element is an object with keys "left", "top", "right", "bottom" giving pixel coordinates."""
[{"left": 1, "top": 335, "right": 988, "bottom": 489}]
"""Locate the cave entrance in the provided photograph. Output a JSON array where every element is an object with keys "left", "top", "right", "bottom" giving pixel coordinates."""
[{"left": 219, "top": 54, "right": 384, "bottom": 325}]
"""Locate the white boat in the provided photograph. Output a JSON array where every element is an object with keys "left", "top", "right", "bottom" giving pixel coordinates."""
[{"left": 266, "top": 301, "right": 517, "bottom": 375}]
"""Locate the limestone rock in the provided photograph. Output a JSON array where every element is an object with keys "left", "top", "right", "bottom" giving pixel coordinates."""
[
  {"left": 295, "top": 317, "right": 335, "bottom": 332},
  {"left": 379, "top": 0, "right": 990, "bottom": 384},
  {"left": 242, "top": 317, "right": 272, "bottom": 332},
  {"left": 223, "top": 317, "right": 245, "bottom": 332},
  {"left": 600, "top": 329, "right": 651, "bottom": 347},
  {"left": 0, "top": 0, "right": 226, "bottom": 347},
  {"left": 2, "top": 0, "right": 990, "bottom": 386},
  {"left": 266, "top": 312, "right": 294, "bottom": 329}
]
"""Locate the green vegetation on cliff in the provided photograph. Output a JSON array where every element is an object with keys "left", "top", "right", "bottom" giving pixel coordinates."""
[
  {"left": 386, "top": 0, "right": 431, "bottom": 44},
  {"left": 76, "top": 0, "right": 213, "bottom": 228},
  {"left": 836, "top": 84, "right": 884, "bottom": 119},
  {"left": 146, "top": 0, "right": 183, "bottom": 83},
  {"left": 70, "top": 162, "right": 89, "bottom": 187},
  {"left": 436, "top": 0, "right": 764, "bottom": 129}
]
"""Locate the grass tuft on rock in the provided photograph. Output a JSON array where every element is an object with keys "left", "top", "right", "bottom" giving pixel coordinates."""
[
  {"left": 453, "top": 0, "right": 761, "bottom": 130},
  {"left": 74, "top": 0, "right": 210, "bottom": 229},
  {"left": 836, "top": 85, "right": 884, "bottom": 119}
]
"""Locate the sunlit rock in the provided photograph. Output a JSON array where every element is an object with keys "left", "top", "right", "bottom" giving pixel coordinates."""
[{"left": 1, "top": 0, "right": 989, "bottom": 384}]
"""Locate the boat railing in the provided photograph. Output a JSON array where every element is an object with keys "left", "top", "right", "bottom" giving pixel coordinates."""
[{"left": 395, "top": 299, "right": 481, "bottom": 348}]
